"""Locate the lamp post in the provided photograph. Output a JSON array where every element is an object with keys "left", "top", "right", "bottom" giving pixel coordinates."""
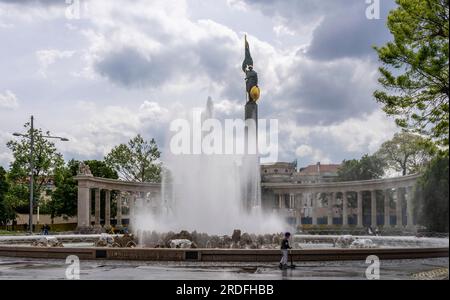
[{"left": 13, "top": 115, "right": 69, "bottom": 234}]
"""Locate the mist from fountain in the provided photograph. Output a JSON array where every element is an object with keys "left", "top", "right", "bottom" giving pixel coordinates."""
[{"left": 132, "top": 98, "right": 284, "bottom": 235}]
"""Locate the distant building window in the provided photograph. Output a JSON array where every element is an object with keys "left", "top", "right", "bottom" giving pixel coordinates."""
[{"left": 274, "top": 169, "right": 279, "bottom": 173}]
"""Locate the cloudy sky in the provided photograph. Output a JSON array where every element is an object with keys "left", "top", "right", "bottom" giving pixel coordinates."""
[{"left": 0, "top": 0, "right": 400, "bottom": 168}]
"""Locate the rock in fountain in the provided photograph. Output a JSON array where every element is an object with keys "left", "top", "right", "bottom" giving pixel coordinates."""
[
  {"left": 350, "top": 239, "right": 376, "bottom": 249},
  {"left": 94, "top": 233, "right": 137, "bottom": 248},
  {"left": 170, "top": 239, "right": 193, "bottom": 249},
  {"left": 31, "top": 237, "right": 63, "bottom": 248}
]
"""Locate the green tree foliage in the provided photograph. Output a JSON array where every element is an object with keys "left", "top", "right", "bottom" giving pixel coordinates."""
[
  {"left": 84, "top": 160, "right": 119, "bottom": 179},
  {"left": 105, "top": 134, "right": 161, "bottom": 182},
  {"left": 337, "top": 154, "right": 386, "bottom": 182},
  {"left": 376, "top": 132, "right": 437, "bottom": 175},
  {"left": 6, "top": 122, "right": 64, "bottom": 212},
  {"left": 47, "top": 160, "right": 118, "bottom": 221},
  {"left": 374, "top": 0, "right": 449, "bottom": 150},
  {"left": 415, "top": 155, "right": 449, "bottom": 232},
  {"left": 0, "top": 167, "right": 14, "bottom": 225}
]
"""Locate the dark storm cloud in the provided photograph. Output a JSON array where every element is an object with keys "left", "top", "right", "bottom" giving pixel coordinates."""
[
  {"left": 95, "top": 47, "right": 187, "bottom": 88},
  {"left": 307, "top": 1, "right": 397, "bottom": 60},
  {"left": 241, "top": 0, "right": 397, "bottom": 60},
  {"left": 258, "top": 56, "right": 378, "bottom": 126},
  {"left": 94, "top": 32, "right": 244, "bottom": 98},
  {"left": 288, "top": 61, "right": 377, "bottom": 124}
]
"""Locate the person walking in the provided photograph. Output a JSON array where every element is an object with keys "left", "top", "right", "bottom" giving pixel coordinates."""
[{"left": 279, "top": 232, "right": 292, "bottom": 269}]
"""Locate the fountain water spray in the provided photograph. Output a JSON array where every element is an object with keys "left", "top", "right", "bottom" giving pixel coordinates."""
[{"left": 132, "top": 98, "right": 284, "bottom": 235}]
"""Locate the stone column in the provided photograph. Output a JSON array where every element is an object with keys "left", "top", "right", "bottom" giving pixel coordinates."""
[
  {"left": 406, "top": 186, "right": 414, "bottom": 228},
  {"left": 328, "top": 192, "right": 335, "bottom": 226},
  {"left": 129, "top": 193, "right": 137, "bottom": 230},
  {"left": 357, "top": 190, "right": 363, "bottom": 227},
  {"left": 342, "top": 191, "right": 348, "bottom": 226},
  {"left": 371, "top": 190, "right": 377, "bottom": 227},
  {"left": 289, "top": 194, "right": 294, "bottom": 209},
  {"left": 295, "top": 194, "right": 302, "bottom": 226},
  {"left": 105, "top": 190, "right": 111, "bottom": 227},
  {"left": 94, "top": 188, "right": 101, "bottom": 227},
  {"left": 384, "top": 189, "right": 390, "bottom": 227},
  {"left": 396, "top": 188, "right": 404, "bottom": 228},
  {"left": 278, "top": 194, "right": 283, "bottom": 209},
  {"left": 116, "top": 192, "right": 123, "bottom": 227},
  {"left": 77, "top": 183, "right": 90, "bottom": 229},
  {"left": 312, "top": 193, "right": 318, "bottom": 225}
]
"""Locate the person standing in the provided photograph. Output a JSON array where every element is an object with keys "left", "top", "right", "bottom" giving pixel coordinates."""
[{"left": 43, "top": 224, "right": 49, "bottom": 235}]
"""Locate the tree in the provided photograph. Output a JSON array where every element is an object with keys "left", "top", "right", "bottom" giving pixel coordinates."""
[
  {"left": 415, "top": 155, "right": 449, "bottom": 232},
  {"left": 6, "top": 122, "right": 64, "bottom": 213},
  {"left": 83, "top": 160, "right": 119, "bottom": 179},
  {"left": 374, "top": 0, "right": 449, "bottom": 150},
  {"left": 376, "top": 132, "right": 436, "bottom": 176},
  {"left": 0, "top": 167, "right": 14, "bottom": 225},
  {"left": 105, "top": 134, "right": 162, "bottom": 182},
  {"left": 337, "top": 154, "right": 386, "bottom": 182},
  {"left": 48, "top": 160, "right": 118, "bottom": 222},
  {"left": 43, "top": 160, "right": 78, "bottom": 222}
]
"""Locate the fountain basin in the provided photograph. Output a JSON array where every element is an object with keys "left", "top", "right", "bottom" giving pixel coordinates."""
[{"left": 0, "top": 245, "right": 447, "bottom": 262}]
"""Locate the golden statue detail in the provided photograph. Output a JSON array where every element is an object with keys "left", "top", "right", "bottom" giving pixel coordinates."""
[{"left": 242, "top": 35, "right": 260, "bottom": 102}]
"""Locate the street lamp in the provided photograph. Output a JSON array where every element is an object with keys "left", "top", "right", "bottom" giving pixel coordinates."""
[{"left": 12, "top": 115, "right": 69, "bottom": 235}]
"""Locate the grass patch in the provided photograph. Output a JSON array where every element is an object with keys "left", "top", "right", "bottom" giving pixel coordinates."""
[{"left": 0, "top": 230, "right": 27, "bottom": 236}]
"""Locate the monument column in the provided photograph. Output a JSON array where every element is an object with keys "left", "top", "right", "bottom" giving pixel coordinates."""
[
  {"left": 342, "top": 191, "right": 348, "bottom": 226},
  {"left": 396, "top": 187, "right": 404, "bottom": 228},
  {"left": 116, "top": 192, "right": 123, "bottom": 227},
  {"left": 328, "top": 192, "right": 335, "bottom": 226},
  {"left": 384, "top": 189, "right": 390, "bottom": 227},
  {"left": 371, "top": 190, "right": 377, "bottom": 227},
  {"left": 406, "top": 186, "right": 414, "bottom": 228},
  {"left": 77, "top": 183, "right": 90, "bottom": 229},
  {"left": 105, "top": 190, "right": 111, "bottom": 227},
  {"left": 94, "top": 188, "right": 101, "bottom": 227},
  {"left": 357, "top": 190, "right": 363, "bottom": 227}
]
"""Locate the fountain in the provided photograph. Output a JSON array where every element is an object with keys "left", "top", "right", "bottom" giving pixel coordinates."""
[{"left": 132, "top": 96, "right": 284, "bottom": 236}]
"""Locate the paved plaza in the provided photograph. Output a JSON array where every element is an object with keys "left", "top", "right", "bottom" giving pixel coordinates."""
[{"left": 0, "top": 256, "right": 447, "bottom": 280}]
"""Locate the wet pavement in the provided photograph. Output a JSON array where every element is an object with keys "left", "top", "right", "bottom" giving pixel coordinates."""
[{"left": 0, "top": 256, "right": 447, "bottom": 280}]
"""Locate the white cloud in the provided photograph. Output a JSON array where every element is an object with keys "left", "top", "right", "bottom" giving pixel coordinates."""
[
  {"left": 36, "top": 49, "right": 75, "bottom": 77},
  {"left": 324, "top": 110, "right": 399, "bottom": 154},
  {"left": 57, "top": 99, "right": 179, "bottom": 160},
  {"left": 0, "top": 131, "right": 13, "bottom": 167},
  {"left": 214, "top": 99, "right": 241, "bottom": 116},
  {"left": 0, "top": 1, "right": 64, "bottom": 23},
  {"left": 0, "top": 22, "right": 13, "bottom": 28},
  {"left": 273, "top": 24, "right": 295, "bottom": 37},
  {"left": 0, "top": 90, "right": 18, "bottom": 109},
  {"left": 226, "top": 0, "right": 249, "bottom": 11},
  {"left": 296, "top": 145, "right": 313, "bottom": 157}
]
